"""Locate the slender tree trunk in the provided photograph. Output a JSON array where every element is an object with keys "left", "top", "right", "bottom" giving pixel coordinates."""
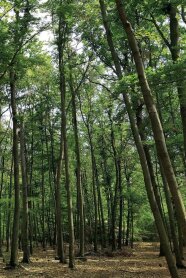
[
  {"left": 100, "top": 137, "right": 113, "bottom": 245},
  {"left": 9, "top": 68, "right": 20, "bottom": 268},
  {"left": 20, "top": 124, "right": 30, "bottom": 263},
  {"left": 0, "top": 154, "right": 4, "bottom": 257},
  {"left": 118, "top": 160, "right": 123, "bottom": 249},
  {"left": 0, "top": 129, "right": 3, "bottom": 252},
  {"left": 95, "top": 163, "right": 106, "bottom": 248},
  {"left": 69, "top": 71, "right": 85, "bottom": 257},
  {"left": 55, "top": 127, "right": 65, "bottom": 262},
  {"left": 125, "top": 174, "right": 131, "bottom": 247},
  {"left": 58, "top": 18, "right": 75, "bottom": 268},
  {"left": 6, "top": 156, "right": 13, "bottom": 252},
  {"left": 41, "top": 135, "right": 45, "bottom": 251},
  {"left": 130, "top": 205, "right": 134, "bottom": 249},
  {"left": 108, "top": 112, "right": 120, "bottom": 251},
  {"left": 87, "top": 129, "right": 98, "bottom": 253},
  {"left": 61, "top": 74, "right": 75, "bottom": 269},
  {"left": 28, "top": 118, "right": 34, "bottom": 255}
]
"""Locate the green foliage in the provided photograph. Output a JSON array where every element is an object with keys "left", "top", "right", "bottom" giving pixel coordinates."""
[{"left": 0, "top": 0, "right": 185, "bottom": 251}]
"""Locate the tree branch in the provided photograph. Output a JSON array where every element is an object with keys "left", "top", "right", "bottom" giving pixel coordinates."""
[{"left": 150, "top": 13, "right": 171, "bottom": 50}]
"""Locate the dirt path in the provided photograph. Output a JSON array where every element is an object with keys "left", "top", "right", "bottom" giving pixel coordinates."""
[{"left": 0, "top": 243, "right": 185, "bottom": 277}]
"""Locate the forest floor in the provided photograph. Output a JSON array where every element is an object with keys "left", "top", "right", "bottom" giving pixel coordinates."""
[{"left": 0, "top": 242, "right": 185, "bottom": 277}]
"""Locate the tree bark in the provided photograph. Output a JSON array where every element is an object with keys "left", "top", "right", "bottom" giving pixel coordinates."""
[
  {"left": 58, "top": 17, "right": 75, "bottom": 268},
  {"left": 87, "top": 127, "right": 98, "bottom": 252},
  {"left": 69, "top": 71, "right": 85, "bottom": 257},
  {"left": 55, "top": 134, "right": 65, "bottom": 263},
  {"left": 0, "top": 154, "right": 4, "bottom": 257},
  {"left": 6, "top": 156, "right": 13, "bottom": 252},
  {"left": 9, "top": 68, "right": 20, "bottom": 268},
  {"left": 20, "top": 123, "right": 30, "bottom": 263}
]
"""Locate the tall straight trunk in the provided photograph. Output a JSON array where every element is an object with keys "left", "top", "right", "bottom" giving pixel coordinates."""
[
  {"left": 115, "top": 0, "right": 186, "bottom": 244},
  {"left": 44, "top": 124, "right": 57, "bottom": 248},
  {"left": 55, "top": 121, "right": 65, "bottom": 262},
  {"left": 100, "top": 137, "right": 113, "bottom": 244},
  {"left": 99, "top": 1, "right": 179, "bottom": 277},
  {"left": 6, "top": 156, "right": 13, "bottom": 252},
  {"left": 60, "top": 71, "right": 75, "bottom": 269},
  {"left": 41, "top": 136, "right": 45, "bottom": 250},
  {"left": 130, "top": 205, "right": 134, "bottom": 249},
  {"left": 81, "top": 169, "right": 94, "bottom": 244},
  {"left": 0, "top": 154, "right": 4, "bottom": 257},
  {"left": 118, "top": 159, "right": 123, "bottom": 249},
  {"left": 87, "top": 128, "right": 98, "bottom": 252},
  {"left": 20, "top": 124, "right": 30, "bottom": 263},
  {"left": 95, "top": 161, "right": 106, "bottom": 248},
  {"left": 46, "top": 112, "right": 58, "bottom": 248},
  {"left": 78, "top": 91, "right": 99, "bottom": 250},
  {"left": 69, "top": 71, "right": 85, "bottom": 257},
  {"left": 58, "top": 18, "right": 75, "bottom": 268},
  {"left": 28, "top": 116, "right": 34, "bottom": 255},
  {"left": 118, "top": 169, "right": 123, "bottom": 249},
  {"left": 124, "top": 167, "right": 131, "bottom": 247},
  {"left": 9, "top": 68, "right": 20, "bottom": 267},
  {"left": 0, "top": 106, "right": 3, "bottom": 253},
  {"left": 51, "top": 105, "right": 66, "bottom": 263},
  {"left": 108, "top": 112, "right": 120, "bottom": 251}
]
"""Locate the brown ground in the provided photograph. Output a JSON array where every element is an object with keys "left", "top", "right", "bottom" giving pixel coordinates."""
[{"left": 0, "top": 243, "right": 185, "bottom": 278}]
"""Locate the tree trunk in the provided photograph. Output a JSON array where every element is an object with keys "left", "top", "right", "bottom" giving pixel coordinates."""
[
  {"left": 28, "top": 120, "right": 34, "bottom": 255},
  {"left": 0, "top": 154, "right": 4, "bottom": 257},
  {"left": 58, "top": 18, "right": 75, "bottom": 268},
  {"left": 6, "top": 156, "right": 13, "bottom": 252},
  {"left": 9, "top": 68, "right": 20, "bottom": 268},
  {"left": 55, "top": 123, "right": 65, "bottom": 263},
  {"left": 69, "top": 71, "right": 85, "bottom": 257},
  {"left": 108, "top": 111, "right": 120, "bottom": 251},
  {"left": 87, "top": 128, "right": 98, "bottom": 252},
  {"left": 20, "top": 123, "right": 30, "bottom": 263},
  {"left": 41, "top": 134, "right": 45, "bottom": 251},
  {"left": 95, "top": 161, "right": 106, "bottom": 248}
]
